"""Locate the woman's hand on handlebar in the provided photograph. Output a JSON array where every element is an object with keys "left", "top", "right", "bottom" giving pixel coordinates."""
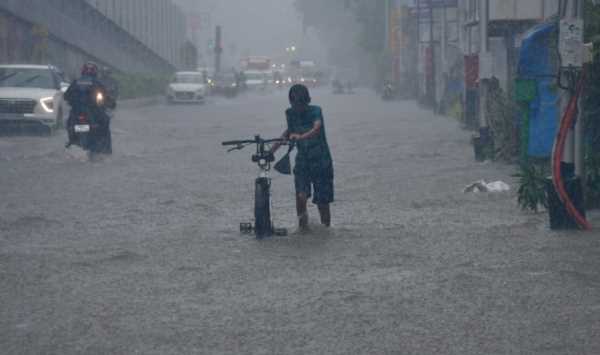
[{"left": 270, "top": 130, "right": 289, "bottom": 154}]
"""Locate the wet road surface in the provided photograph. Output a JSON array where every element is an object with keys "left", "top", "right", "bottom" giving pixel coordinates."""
[{"left": 1, "top": 90, "right": 600, "bottom": 354}]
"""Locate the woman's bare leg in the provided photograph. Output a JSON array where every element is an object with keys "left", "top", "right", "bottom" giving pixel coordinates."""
[{"left": 317, "top": 203, "right": 331, "bottom": 227}]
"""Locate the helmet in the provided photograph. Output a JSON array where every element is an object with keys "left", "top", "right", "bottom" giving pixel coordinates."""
[
  {"left": 289, "top": 84, "right": 311, "bottom": 106},
  {"left": 81, "top": 62, "right": 98, "bottom": 77}
]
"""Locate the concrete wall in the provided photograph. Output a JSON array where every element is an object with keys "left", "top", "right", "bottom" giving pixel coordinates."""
[
  {"left": 85, "top": 0, "right": 187, "bottom": 68},
  {"left": 0, "top": 0, "right": 179, "bottom": 77}
]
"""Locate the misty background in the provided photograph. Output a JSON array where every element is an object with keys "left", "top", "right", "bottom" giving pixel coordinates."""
[{"left": 172, "top": 0, "right": 328, "bottom": 68}]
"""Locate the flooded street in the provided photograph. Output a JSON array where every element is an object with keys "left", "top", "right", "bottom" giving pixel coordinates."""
[{"left": 2, "top": 90, "right": 600, "bottom": 354}]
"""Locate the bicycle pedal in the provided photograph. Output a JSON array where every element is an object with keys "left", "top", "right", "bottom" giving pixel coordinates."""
[{"left": 240, "top": 223, "right": 254, "bottom": 234}]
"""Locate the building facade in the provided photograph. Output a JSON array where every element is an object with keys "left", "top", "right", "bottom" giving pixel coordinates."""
[{"left": 85, "top": 0, "right": 187, "bottom": 68}]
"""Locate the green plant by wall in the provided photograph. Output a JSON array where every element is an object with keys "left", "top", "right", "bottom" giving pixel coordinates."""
[{"left": 514, "top": 163, "right": 549, "bottom": 212}]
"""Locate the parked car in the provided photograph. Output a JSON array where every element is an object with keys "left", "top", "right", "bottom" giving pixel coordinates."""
[
  {"left": 166, "top": 71, "right": 206, "bottom": 104},
  {"left": 0, "top": 64, "right": 69, "bottom": 133}
]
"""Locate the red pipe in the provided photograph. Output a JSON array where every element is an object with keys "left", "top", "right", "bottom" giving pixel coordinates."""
[{"left": 551, "top": 71, "right": 591, "bottom": 230}]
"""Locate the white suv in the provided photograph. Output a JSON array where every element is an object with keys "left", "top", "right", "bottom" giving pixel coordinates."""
[{"left": 0, "top": 64, "right": 69, "bottom": 133}]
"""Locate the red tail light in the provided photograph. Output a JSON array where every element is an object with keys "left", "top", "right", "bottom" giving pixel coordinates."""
[{"left": 78, "top": 114, "right": 88, "bottom": 123}]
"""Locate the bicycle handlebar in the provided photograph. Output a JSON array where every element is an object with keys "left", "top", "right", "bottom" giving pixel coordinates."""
[{"left": 222, "top": 137, "right": 288, "bottom": 146}]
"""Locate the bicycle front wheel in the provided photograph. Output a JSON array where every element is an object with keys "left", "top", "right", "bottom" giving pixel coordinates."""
[{"left": 254, "top": 177, "right": 272, "bottom": 239}]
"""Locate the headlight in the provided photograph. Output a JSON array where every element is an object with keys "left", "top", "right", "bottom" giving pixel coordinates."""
[
  {"left": 96, "top": 91, "right": 104, "bottom": 105},
  {"left": 231, "top": 83, "right": 237, "bottom": 87},
  {"left": 275, "top": 80, "right": 280, "bottom": 84},
  {"left": 300, "top": 78, "right": 305, "bottom": 82},
  {"left": 40, "top": 97, "right": 54, "bottom": 113}
]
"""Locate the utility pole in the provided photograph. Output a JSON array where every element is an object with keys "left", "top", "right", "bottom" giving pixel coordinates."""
[
  {"left": 478, "top": 0, "right": 491, "bottom": 153},
  {"left": 384, "top": 0, "right": 391, "bottom": 52},
  {"left": 416, "top": 0, "right": 421, "bottom": 100},
  {"left": 441, "top": 0, "right": 449, "bottom": 108},
  {"left": 573, "top": 0, "right": 585, "bottom": 180},
  {"left": 427, "top": 0, "right": 436, "bottom": 107},
  {"left": 559, "top": 0, "right": 584, "bottom": 176},
  {"left": 551, "top": 0, "right": 587, "bottom": 229},
  {"left": 214, "top": 25, "right": 222, "bottom": 74}
]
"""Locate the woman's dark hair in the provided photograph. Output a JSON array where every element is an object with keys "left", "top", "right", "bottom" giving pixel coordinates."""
[{"left": 289, "top": 84, "right": 311, "bottom": 106}]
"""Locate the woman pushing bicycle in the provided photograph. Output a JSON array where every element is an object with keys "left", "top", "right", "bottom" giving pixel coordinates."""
[{"left": 272, "top": 84, "right": 334, "bottom": 232}]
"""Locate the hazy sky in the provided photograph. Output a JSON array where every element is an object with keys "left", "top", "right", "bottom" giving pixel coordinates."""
[{"left": 172, "top": 0, "right": 326, "bottom": 66}]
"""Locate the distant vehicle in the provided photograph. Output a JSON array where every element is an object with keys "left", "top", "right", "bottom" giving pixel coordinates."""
[
  {"left": 166, "top": 71, "right": 206, "bottom": 104},
  {"left": 241, "top": 56, "right": 272, "bottom": 71},
  {"left": 0, "top": 64, "right": 69, "bottom": 133},
  {"left": 297, "top": 76, "right": 318, "bottom": 88},
  {"left": 272, "top": 71, "right": 290, "bottom": 89},
  {"left": 213, "top": 73, "right": 239, "bottom": 98},
  {"left": 244, "top": 70, "right": 271, "bottom": 91}
]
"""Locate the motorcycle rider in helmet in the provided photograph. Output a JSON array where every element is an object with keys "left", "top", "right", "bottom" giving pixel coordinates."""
[{"left": 64, "top": 62, "right": 115, "bottom": 153}]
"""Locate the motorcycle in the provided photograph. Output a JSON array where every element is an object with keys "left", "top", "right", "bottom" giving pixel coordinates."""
[
  {"left": 67, "top": 86, "right": 114, "bottom": 154},
  {"left": 222, "top": 135, "right": 291, "bottom": 239},
  {"left": 382, "top": 83, "right": 395, "bottom": 101}
]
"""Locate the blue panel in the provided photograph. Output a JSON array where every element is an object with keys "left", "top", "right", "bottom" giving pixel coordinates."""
[
  {"left": 528, "top": 78, "right": 559, "bottom": 157},
  {"left": 518, "top": 22, "right": 559, "bottom": 158}
]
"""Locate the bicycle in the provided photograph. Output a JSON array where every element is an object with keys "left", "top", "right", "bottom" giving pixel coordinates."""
[{"left": 222, "top": 135, "right": 290, "bottom": 239}]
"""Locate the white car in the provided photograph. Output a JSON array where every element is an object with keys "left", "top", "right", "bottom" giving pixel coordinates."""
[
  {"left": 166, "top": 72, "right": 206, "bottom": 104},
  {"left": 0, "top": 64, "right": 69, "bottom": 132}
]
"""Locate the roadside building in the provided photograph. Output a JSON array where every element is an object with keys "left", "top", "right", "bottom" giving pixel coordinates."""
[{"left": 85, "top": 0, "right": 187, "bottom": 69}]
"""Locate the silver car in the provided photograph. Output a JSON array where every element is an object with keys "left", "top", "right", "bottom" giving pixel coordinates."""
[{"left": 0, "top": 64, "right": 69, "bottom": 133}]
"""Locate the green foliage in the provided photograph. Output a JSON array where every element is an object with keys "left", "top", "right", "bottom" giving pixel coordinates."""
[
  {"left": 514, "top": 163, "right": 549, "bottom": 212},
  {"left": 114, "top": 73, "right": 170, "bottom": 100}
]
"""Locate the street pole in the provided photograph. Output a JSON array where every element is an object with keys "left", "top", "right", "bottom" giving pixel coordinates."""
[
  {"left": 214, "top": 25, "right": 222, "bottom": 75},
  {"left": 441, "top": 0, "right": 449, "bottom": 110},
  {"left": 416, "top": 0, "right": 421, "bottom": 100},
  {"left": 574, "top": 0, "right": 585, "bottom": 179},
  {"left": 428, "top": 0, "right": 435, "bottom": 107},
  {"left": 479, "top": 0, "right": 490, "bottom": 140},
  {"left": 384, "top": 0, "right": 390, "bottom": 52}
]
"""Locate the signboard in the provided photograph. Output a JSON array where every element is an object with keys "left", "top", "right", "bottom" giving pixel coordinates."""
[{"left": 559, "top": 19, "right": 584, "bottom": 68}]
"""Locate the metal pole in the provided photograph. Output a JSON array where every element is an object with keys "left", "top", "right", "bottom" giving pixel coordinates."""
[
  {"left": 574, "top": 0, "right": 585, "bottom": 178},
  {"left": 214, "top": 25, "right": 222, "bottom": 74},
  {"left": 560, "top": 0, "right": 576, "bottom": 173},
  {"left": 385, "top": 0, "right": 391, "bottom": 51},
  {"left": 479, "top": 0, "right": 489, "bottom": 129},
  {"left": 428, "top": 0, "right": 435, "bottom": 106},
  {"left": 416, "top": 0, "right": 421, "bottom": 99}
]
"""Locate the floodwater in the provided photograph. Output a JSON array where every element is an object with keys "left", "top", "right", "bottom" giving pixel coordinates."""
[{"left": 1, "top": 89, "right": 600, "bottom": 354}]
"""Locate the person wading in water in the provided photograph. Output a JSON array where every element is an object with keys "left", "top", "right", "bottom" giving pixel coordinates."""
[{"left": 272, "top": 84, "right": 334, "bottom": 232}]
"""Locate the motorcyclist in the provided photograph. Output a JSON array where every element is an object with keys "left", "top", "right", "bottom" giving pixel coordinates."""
[
  {"left": 64, "top": 62, "right": 115, "bottom": 153},
  {"left": 382, "top": 79, "right": 395, "bottom": 99}
]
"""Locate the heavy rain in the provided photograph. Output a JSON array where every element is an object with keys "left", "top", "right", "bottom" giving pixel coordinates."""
[{"left": 1, "top": 0, "right": 600, "bottom": 354}]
